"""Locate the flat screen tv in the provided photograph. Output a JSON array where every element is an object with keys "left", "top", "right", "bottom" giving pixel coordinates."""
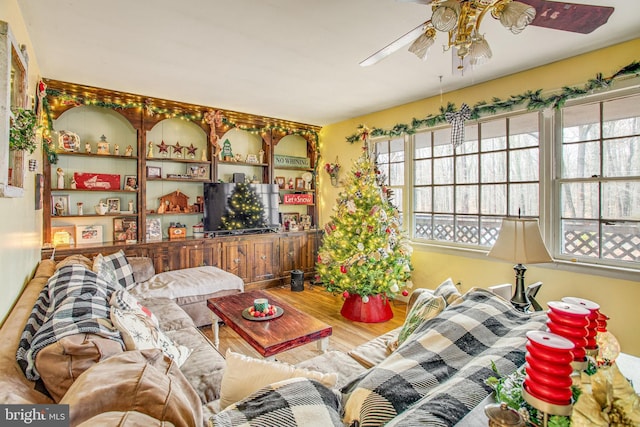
[{"left": 203, "top": 183, "right": 280, "bottom": 233}]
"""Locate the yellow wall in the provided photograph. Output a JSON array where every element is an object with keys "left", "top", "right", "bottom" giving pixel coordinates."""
[
  {"left": 0, "top": 1, "right": 43, "bottom": 325},
  {"left": 319, "top": 39, "right": 640, "bottom": 356}
]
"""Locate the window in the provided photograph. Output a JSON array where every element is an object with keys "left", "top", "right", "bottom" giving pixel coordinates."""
[
  {"left": 374, "top": 137, "right": 405, "bottom": 223},
  {"left": 412, "top": 112, "right": 540, "bottom": 247},
  {"left": 558, "top": 94, "right": 640, "bottom": 265}
]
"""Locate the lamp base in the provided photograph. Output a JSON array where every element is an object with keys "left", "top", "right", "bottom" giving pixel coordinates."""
[{"left": 511, "top": 263, "right": 530, "bottom": 312}]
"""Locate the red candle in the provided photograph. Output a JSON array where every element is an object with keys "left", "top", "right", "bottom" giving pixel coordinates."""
[
  {"left": 562, "top": 297, "right": 600, "bottom": 350},
  {"left": 547, "top": 301, "right": 590, "bottom": 362},
  {"left": 523, "top": 330, "right": 575, "bottom": 406}
]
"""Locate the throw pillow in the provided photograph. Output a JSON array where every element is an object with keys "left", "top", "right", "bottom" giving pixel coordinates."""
[
  {"left": 212, "top": 377, "right": 343, "bottom": 427},
  {"left": 219, "top": 349, "right": 338, "bottom": 410},
  {"left": 110, "top": 307, "right": 191, "bottom": 367},
  {"left": 60, "top": 349, "right": 202, "bottom": 427},
  {"left": 395, "top": 293, "right": 446, "bottom": 348},
  {"left": 110, "top": 289, "right": 159, "bottom": 327},
  {"left": 92, "top": 254, "right": 120, "bottom": 288},
  {"left": 97, "top": 250, "right": 136, "bottom": 289},
  {"left": 433, "top": 277, "right": 462, "bottom": 306}
]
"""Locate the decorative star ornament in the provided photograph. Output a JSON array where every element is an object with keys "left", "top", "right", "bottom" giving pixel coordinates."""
[
  {"left": 156, "top": 140, "right": 169, "bottom": 154},
  {"left": 187, "top": 143, "right": 198, "bottom": 158},
  {"left": 173, "top": 142, "right": 184, "bottom": 157}
]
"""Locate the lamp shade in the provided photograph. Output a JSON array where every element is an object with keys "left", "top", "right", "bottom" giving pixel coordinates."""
[{"left": 488, "top": 218, "right": 552, "bottom": 264}]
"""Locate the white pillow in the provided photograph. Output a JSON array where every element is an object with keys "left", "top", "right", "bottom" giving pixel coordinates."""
[
  {"left": 110, "top": 307, "right": 191, "bottom": 367},
  {"left": 110, "top": 289, "right": 159, "bottom": 327},
  {"left": 219, "top": 349, "right": 338, "bottom": 410}
]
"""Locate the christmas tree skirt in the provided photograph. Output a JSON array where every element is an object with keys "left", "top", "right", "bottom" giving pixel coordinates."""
[{"left": 341, "top": 294, "right": 393, "bottom": 323}]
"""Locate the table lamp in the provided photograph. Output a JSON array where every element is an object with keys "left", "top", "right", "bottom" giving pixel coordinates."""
[{"left": 487, "top": 218, "right": 552, "bottom": 312}]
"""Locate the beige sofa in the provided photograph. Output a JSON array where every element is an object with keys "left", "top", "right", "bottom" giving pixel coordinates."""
[{"left": 1, "top": 254, "right": 561, "bottom": 426}]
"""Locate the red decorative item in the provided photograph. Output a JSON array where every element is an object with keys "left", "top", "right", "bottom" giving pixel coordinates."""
[
  {"left": 562, "top": 297, "right": 600, "bottom": 352},
  {"left": 283, "top": 193, "right": 314, "bottom": 205},
  {"left": 402, "top": 289, "right": 409, "bottom": 297},
  {"left": 342, "top": 290, "right": 349, "bottom": 298},
  {"left": 340, "top": 265, "right": 347, "bottom": 274},
  {"left": 546, "top": 301, "right": 590, "bottom": 365},
  {"left": 340, "top": 293, "right": 393, "bottom": 323},
  {"left": 74, "top": 172, "right": 121, "bottom": 190},
  {"left": 522, "top": 330, "right": 575, "bottom": 415}
]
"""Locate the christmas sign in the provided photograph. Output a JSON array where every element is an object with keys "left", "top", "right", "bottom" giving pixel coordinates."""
[
  {"left": 273, "top": 155, "right": 310, "bottom": 168},
  {"left": 74, "top": 172, "right": 121, "bottom": 190},
  {"left": 283, "top": 193, "right": 313, "bottom": 205}
]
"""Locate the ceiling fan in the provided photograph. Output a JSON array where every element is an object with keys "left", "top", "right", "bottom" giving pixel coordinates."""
[{"left": 360, "top": 0, "right": 614, "bottom": 69}]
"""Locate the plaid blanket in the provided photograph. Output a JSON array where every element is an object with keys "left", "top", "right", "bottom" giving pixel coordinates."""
[
  {"left": 212, "top": 377, "right": 343, "bottom": 427},
  {"left": 342, "top": 288, "right": 548, "bottom": 427},
  {"left": 16, "top": 264, "right": 124, "bottom": 380}
]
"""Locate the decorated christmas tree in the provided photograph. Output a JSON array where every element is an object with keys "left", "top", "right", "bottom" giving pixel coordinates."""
[
  {"left": 220, "top": 183, "right": 267, "bottom": 230},
  {"left": 316, "top": 147, "right": 413, "bottom": 308}
]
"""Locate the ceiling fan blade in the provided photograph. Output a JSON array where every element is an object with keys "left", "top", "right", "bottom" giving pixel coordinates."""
[
  {"left": 360, "top": 22, "right": 428, "bottom": 67},
  {"left": 519, "top": 0, "right": 614, "bottom": 34}
]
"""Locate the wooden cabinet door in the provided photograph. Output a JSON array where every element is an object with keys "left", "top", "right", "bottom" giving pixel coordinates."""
[
  {"left": 222, "top": 240, "right": 250, "bottom": 282},
  {"left": 280, "top": 234, "right": 302, "bottom": 276},
  {"left": 301, "top": 230, "right": 319, "bottom": 273},
  {"left": 183, "top": 240, "right": 221, "bottom": 268},
  {"left": 252, "top": 238, "right": 278, "bottom": 282}
]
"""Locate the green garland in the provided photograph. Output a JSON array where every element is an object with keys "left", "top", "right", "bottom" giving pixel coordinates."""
[
  {"left": 346, "top": 60, "right": 640, "bottom": 143},
  {"left": 41, "top": 89, "right": 319, "bottom": 164}
]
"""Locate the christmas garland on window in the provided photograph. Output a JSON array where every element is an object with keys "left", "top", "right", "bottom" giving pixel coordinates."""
[{"left": 345, "top": 60, "right": 640, "bottom": 143}]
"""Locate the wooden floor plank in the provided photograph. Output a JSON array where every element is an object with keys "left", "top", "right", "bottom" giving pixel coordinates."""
[{"left": 201, "top": 283, "right": 406, "bottom": 365}]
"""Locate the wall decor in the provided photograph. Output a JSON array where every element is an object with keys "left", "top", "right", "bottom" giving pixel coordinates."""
[
  {"left": 106, "top": 197, "right": 120, "bottom": 213},
  {"left": 123, "top": 175, "right": 137, "bottom": 190},
  {"left": 114, "top": 217, "right": 137, "bottom": 243},
  {"left": 35, "top": 173, "right": 44, "bottom": 210},
  {"left": 275, "top": 176, "right": 286, "bottom": 189},
  {"left": 51, "top": 194, "right": 70, "bottom": 216},
  {"left": 73, "top": 172, "right": 120, "bottom": 190},
  {"left": 146, "top": 218, "right": 162, "bottom": 241},
  {"left": 146, "top": 166, "right": 162, "bottom": 178},
  {"left": 75, "top": 225, "right": 103, "bottom": 245}
]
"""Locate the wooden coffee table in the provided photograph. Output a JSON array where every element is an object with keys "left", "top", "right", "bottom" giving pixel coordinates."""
[{"left": 207, "top": 290, "right": 332, "bottom": 359}]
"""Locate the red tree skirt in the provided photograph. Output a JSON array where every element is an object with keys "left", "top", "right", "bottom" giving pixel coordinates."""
[{"left": 341, "top": 294, "right": 394, "bottom": 323}]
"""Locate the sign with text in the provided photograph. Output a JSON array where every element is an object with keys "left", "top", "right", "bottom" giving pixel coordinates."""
[
  {"left": 283, "top": 193, "right": 313, "bottom": 205},
  {"left": 1, "top": 404, "right": 69, "bottom": 426},
  {"left": 273, "top": 155, "right": 310, "bottom": 168}
]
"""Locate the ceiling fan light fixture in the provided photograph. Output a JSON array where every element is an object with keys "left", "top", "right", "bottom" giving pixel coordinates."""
[
  {"left": 431, "top": 0, "right": 461, "bottom": 32},
  {"left": 408, "top": 27, "right": 437, "bottom": 60},
  {"left": 468, "top": 35, "right": 492, "bottom": 66},
  {"left": 498, "top": 1, "right": 536, "bottom": 34}
]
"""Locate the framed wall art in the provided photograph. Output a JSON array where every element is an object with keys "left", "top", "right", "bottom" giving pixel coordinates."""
[
  {"left": 51, "top": 194, "right": 70, "bottom": 216},
  {"left": 113, "top": 217, "right": 137, "bottom": 243},
  {"left": 123, "top": 175, "right": 138, "bottom": 190},
  {"left": 275, "top": 176, "right": 286, "bottom": 189},
  {"left": 106, "top": 197, "right": 120, "bottom": 213},
  {"left": 146, "top": 166, "right": 162, "bottom": 178},
  {"left": 75, "top": 225, "right": 103, "bottom": 245}
]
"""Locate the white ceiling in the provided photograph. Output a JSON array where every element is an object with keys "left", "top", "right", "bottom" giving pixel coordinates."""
[{"left": 16, "top": 0, "right": 640, "bottom": 126}]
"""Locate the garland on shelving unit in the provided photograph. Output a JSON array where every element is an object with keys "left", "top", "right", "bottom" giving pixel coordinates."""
[
  {"left": 345, "top": 60, "right": 640, "bottom": 143},
  {"left": 41, "top": 88, "right": 320, "bottom": 164}
]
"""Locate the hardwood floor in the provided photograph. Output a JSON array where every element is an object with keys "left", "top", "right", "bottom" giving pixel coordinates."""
[{"left": 200, "top": 283, "right": 406, "bottom": 365}]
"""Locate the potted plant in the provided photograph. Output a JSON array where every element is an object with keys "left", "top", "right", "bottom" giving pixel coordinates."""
[{"left": 9, "top": 108, "right": 39, "bottom": 154}]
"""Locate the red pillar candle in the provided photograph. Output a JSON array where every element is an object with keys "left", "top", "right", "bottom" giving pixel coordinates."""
[
  {"left": 523, "top": 330, "right": 575, "bottom": 406},
  {"left": 562, "top": 297, "right": 600, "bottom": 351},
  {"left": 547, "top": 301, "right": 590, "bottom": 363}
]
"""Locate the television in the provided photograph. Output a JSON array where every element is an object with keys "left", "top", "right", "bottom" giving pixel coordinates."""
[{"left": 203, "top": 183, "right": 280, "bottom": 233}]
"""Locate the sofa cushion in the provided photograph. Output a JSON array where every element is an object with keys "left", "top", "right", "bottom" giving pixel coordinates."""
[
  {"left": 139, "top": 297, "right": 196, "bottom": 331},
  {"left": 211, "top": 377, "right": 343, "bottom": 427},
  {"left": 97, "top": 250, "right": 136, "bottom": 289},
  {"left": 127, "top": 256, "right": 156, "bottom": 283},
  {"left": 341, "top": 288, "right": 547, "bottom": 427},
  {"left": 219, "top": 350, "right": 338, "bottom": 410},
  {"left": 165, "top": 327, "right": 226, "bottom": 404},
  {"left": 60, "top": 349, "right": 202, "bottom": 427},
  {"left": 295, "top": 350, "right": 368, "bottom": 389},
  {"left": 110, "top": 307, "right": 191, "bottom": 366},
  {"left": 35, "top": 333, "right": 124, "bottom": 402}
]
